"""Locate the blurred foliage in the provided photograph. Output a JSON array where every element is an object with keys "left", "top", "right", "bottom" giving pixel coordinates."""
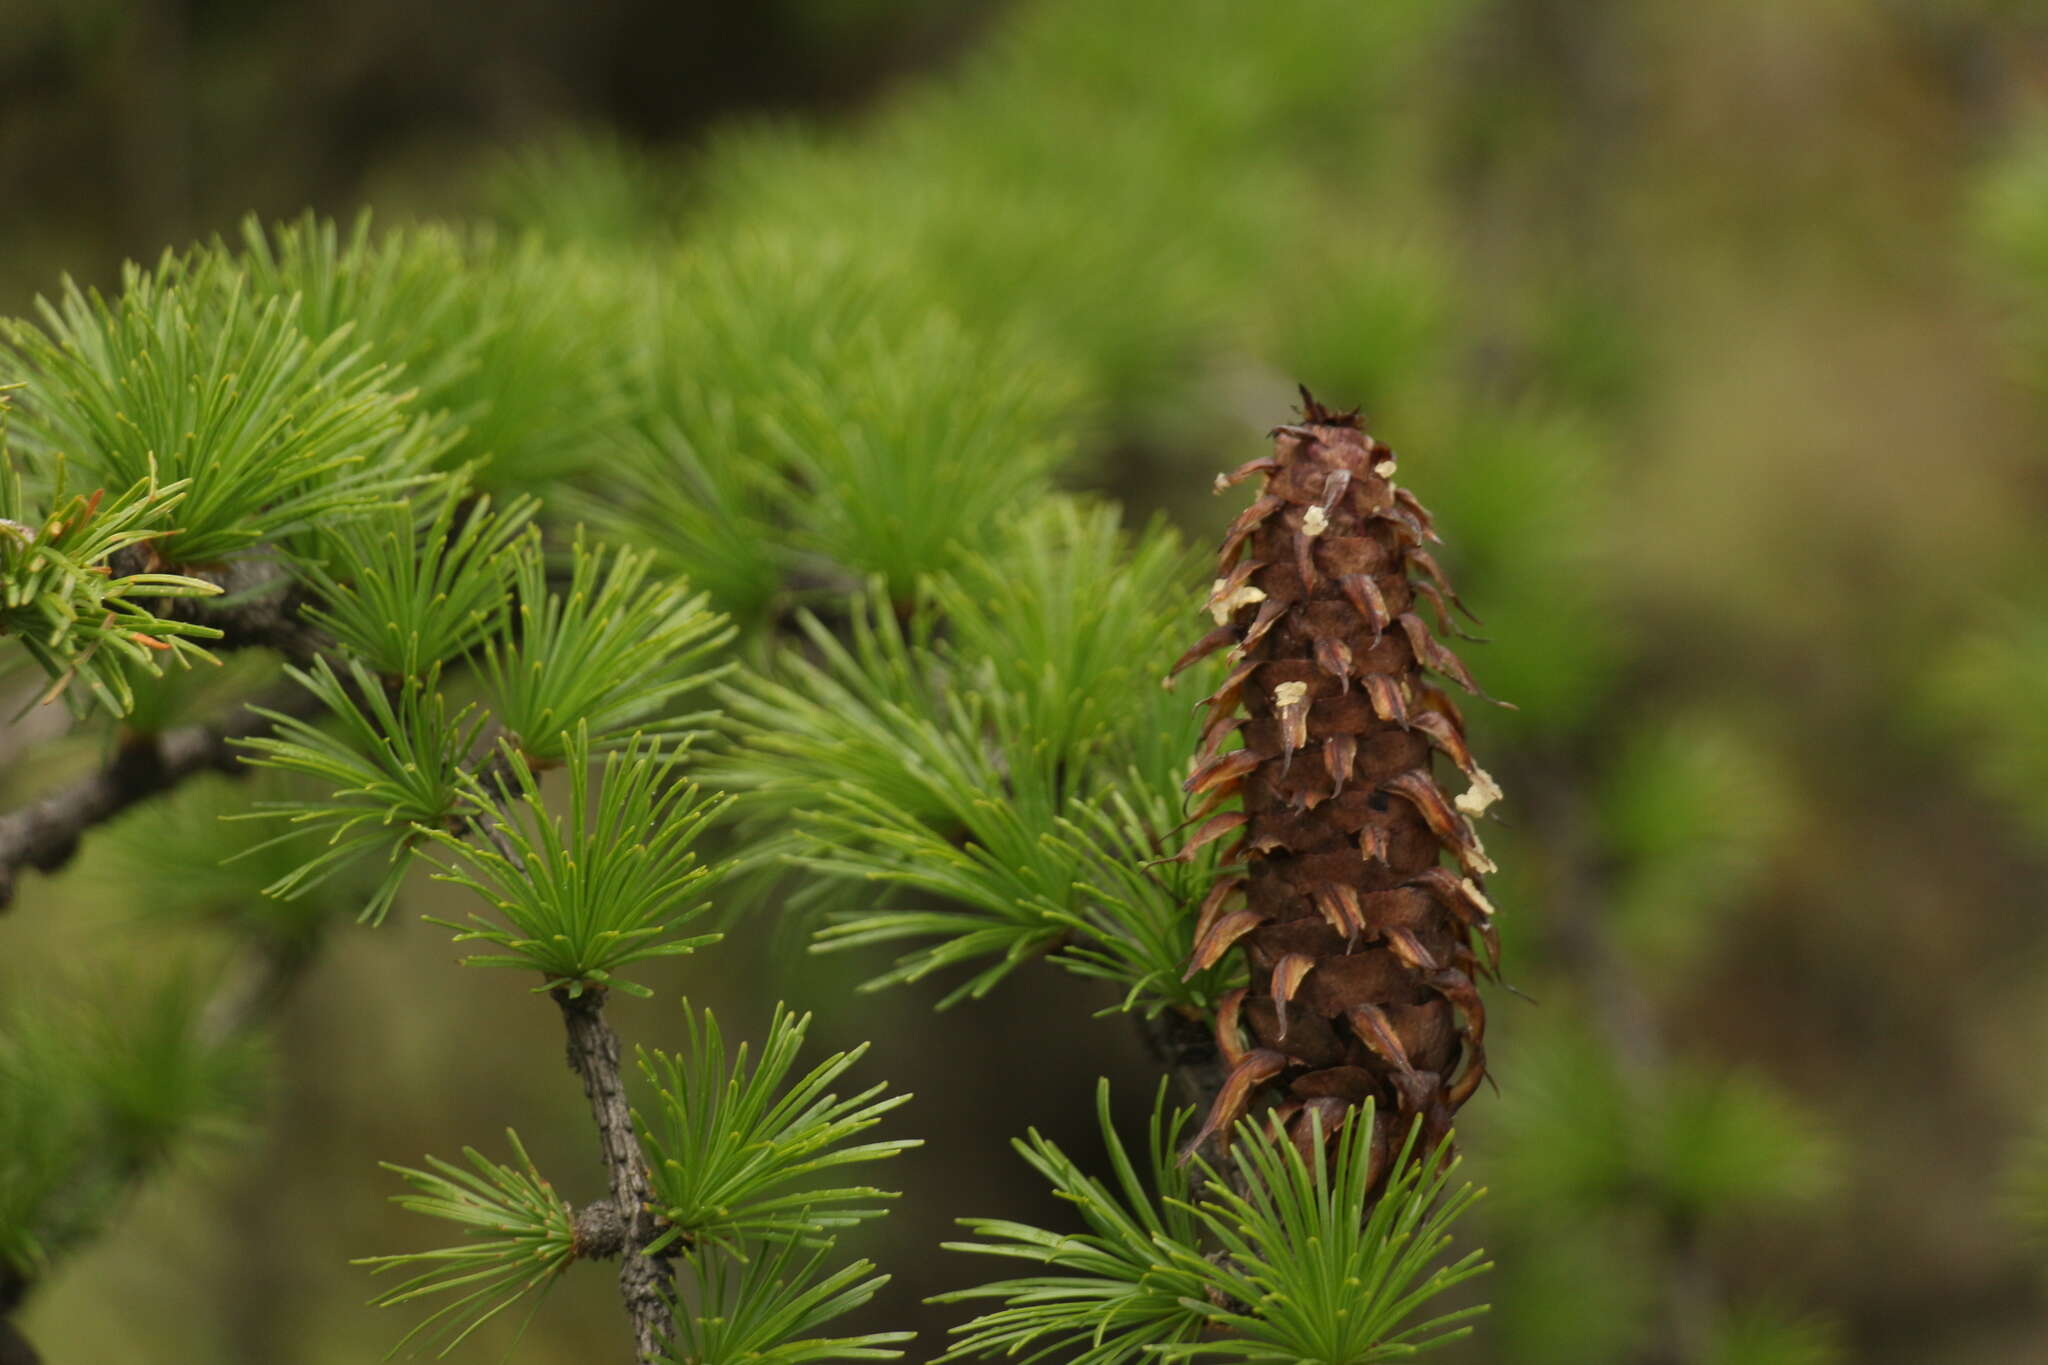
[
  {"left": 89, "top": 770, "right": 367, "bottom": 947},
  {"left": 1976, "top": 116, "right": 2048, "bottom": 393},
  {"left": 0, "top": 968, "right": 263, "bottom": 1281},
  {"left": 1929, "top": 113, "right": 2048, "bottom": 846},
  {"left": 2, "top": 0, "right": 2046, "bottom": 1362},
  {"left": 1956, "top": 84, "right": 2048, "bottom": 1322},
  {"left": 714, "top": 501, "right": 1232, "bottom": 1014},
  {"left": 1482, "top": 1025, "right": 1836, "bottom": 1225}
]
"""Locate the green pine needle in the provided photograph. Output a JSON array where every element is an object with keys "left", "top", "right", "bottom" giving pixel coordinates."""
[
  {"left": 424, "top": 236, "right": 636, "bottom": 487},
  {"left": 355, "top": 1129, "right": 578, "bottom": 1360},
  {"left": 579, "top": 231, "right": 1066, "bottom": 624},
  {"left": 2, "top": 262, "right": 425, "bottom": 564},
  {"left": 659, "top": 1237, "right": 913, "bottom": 1365},
  {"left": 223, "top": 212, "right": 487, "bottom": 411},
  {"left": 205, "top": 213, "right": 624, "bottom": 487},
  {"left": 480, "top": 530, "right": 732, "bottom": 765},
  {"left": 717, "top": 502, "right": 1231, "bottom": 1013},
  {"left": 756, "top": 316, "right": 1070, "bottom": 599},
  {"left": 1043, "top": 786, "right": 1242, "bottom": 1017},
  {"left": 422, "top": 729, "right": 727, "bottom": 996},
  {"left": 927, "top": 497, "right": 1203, "bottom": 785},
  {"left": 635, "top": 1001, "right": 919, "bottom": 1253},
  {"left": 569, "top": 231, "right": 899, "bottom": 628},
  {"left": 940, "top": 1082, "right": 1488, "bottom": 1365},
  {"left": 233, "top": 657, "right": 488, "bottom": 924},
  {"left": 935, "top": 1080, "right": 1211, "bottom": 1365},
  {"left": 295, "top": 474, "right": 536, "bottom": 679},
  {"left": 0, "top": 446, "right": 222, "bottom": 717},
  {"left": 1166, "top": 1107, "right": 1488, "bottom": 1363},
  {"left": 776, "top": 663, "right": 1107, "bottom": 1009}
]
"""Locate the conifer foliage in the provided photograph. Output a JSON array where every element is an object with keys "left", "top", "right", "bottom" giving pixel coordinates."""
[
  {"left": 0, "top": 258, "right": 1497, "bottom": 1360},
  {"left": 1, "top": 1, "right": 1877, "bottom": 1361},
  {"left": 0, "top": 240, "right": 916, "bottom": 1363},
  {"left": 935, "top": 1082, "right": 1486, "bottom": 1365}
]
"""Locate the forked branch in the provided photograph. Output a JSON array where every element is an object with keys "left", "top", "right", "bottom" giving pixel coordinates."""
[{"left": 554, "top": 987, "right": 675, "bottom": 1361}]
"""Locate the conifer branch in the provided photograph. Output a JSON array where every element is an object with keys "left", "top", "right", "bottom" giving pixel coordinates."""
[
  {"left": 382, "top": 727, "right": 728, "bottom": 1355},
  {"left": 0, "top": 684, "right": 318, "bottom": 910},
  {"left": 1137, "top": 1007, "right": 1230, "bottom": 1144},
  {"left": 385, "top": 730, "right": 699, "bottom": 1354},
  {"left": 109, "top": 544, "right": 326, "bottom": 667},
  {"left": 572, "top": 1199, "right": 630, "bottom": 1259},
  {"left": 0, "top": 526, "right": 387, "bottom": 912},
  {"left": 553, "top": 986, "right": 675, "bottom": 1363}
]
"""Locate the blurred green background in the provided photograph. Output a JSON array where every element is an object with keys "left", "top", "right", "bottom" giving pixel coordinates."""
[{"left": 4, "top": 0, "right": 2048, "bottom": 1361}]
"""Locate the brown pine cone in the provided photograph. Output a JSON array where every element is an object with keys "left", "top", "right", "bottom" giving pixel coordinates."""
[{"left": 1169, "top": 390, "right": 1504, "bottom": 1184}]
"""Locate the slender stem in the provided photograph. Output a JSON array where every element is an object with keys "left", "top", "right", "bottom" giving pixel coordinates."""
[
  {"left": 115, "top": 545, "right": 325, "bottom": 668},
  {"left": 0, "top": 686, "right": 319, "bottom": 910},
  {"left": 0, "top": 552, "right": 332, "bottom": 911},
  {"left": 1139, "top": 1006, "right": 1229, "bottom": 1122},
  {"left": 554, "top": 987, "right": 673, "bottom": 1362}
]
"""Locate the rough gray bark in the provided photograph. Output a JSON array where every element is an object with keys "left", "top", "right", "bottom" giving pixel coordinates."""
[
  {"left": 1, "top": 551, "right": 328, "bottom": 911},
  {"left": 574, "top": 1198, "right": 629, "bottom": 1259},
  {"left": 554, "top": 987, "right": 674, "bottom": 1363},
  {"left": 110, "top": 546, "right": 324, "bottom": 668},
  {"left": 0, "top": 687, "right": 318, "bottom": 909}
]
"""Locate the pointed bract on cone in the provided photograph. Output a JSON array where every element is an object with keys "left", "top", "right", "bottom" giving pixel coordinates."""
[{"left": 1176, "top": 390, "right": 1504, "bottom": 1173}]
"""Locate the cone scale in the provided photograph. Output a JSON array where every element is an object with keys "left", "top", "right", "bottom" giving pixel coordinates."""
[{"left": 1173, "top": 392, "right": 1503, "bottom": 1178}]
